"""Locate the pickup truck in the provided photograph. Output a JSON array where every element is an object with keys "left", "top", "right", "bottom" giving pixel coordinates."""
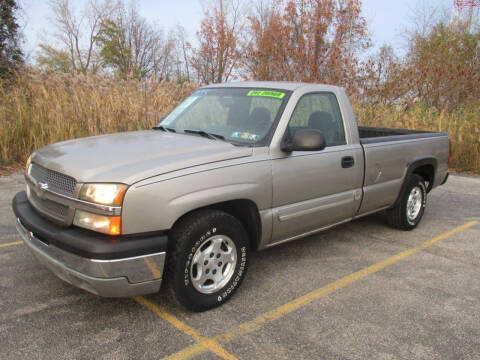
[{"left": 12, "top": 82, "right": 450, "bottom": 311}]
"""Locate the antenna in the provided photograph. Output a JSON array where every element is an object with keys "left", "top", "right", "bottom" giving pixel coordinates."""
[
  {"left": 452, "top": 0, "right": 480, "bottom": 31},
  {"left": 454, "top": 0, "right": 480, "bottom": 8}
]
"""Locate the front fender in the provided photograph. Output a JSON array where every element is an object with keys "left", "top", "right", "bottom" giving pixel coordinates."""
[{"left": 121, "top": 161, "right": 272, "bottom": 234}]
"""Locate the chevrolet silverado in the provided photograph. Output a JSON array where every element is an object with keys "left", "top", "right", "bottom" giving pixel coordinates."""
[{"left": 12, "top": 82, "right": 450, "bottom": 311}]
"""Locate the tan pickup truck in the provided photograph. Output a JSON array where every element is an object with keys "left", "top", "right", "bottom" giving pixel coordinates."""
[{"left": 13, "top": 82, "right": 450, "bottom": 311}]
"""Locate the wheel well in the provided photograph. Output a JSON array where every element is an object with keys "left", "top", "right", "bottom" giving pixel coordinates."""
[
  {"left": 391, "top": 160, "right": 436, "bottom": 208},
  {"left": 211, "top": 200, "right": 262, "bottom": 251},
  {"left": 413, "top": 164, "right": 435, "bottom": 192},
  {"left": 172, "top": 200, "right": 262, "bottom": 251}
]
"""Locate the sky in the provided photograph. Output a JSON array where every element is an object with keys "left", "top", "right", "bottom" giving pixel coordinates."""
[{"left": 20, "top": 0, "right": 455, "bottom": 61}]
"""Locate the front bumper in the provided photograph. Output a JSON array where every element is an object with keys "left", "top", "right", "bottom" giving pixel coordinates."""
[{"left": 13, "top": 191, "right": 167, "bottom": 297}]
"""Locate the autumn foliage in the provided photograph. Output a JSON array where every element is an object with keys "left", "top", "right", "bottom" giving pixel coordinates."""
[
  {"left": 243, "top": 0, "right": 369, "bottom": 92},
  {"left": 190, "top": 0, "right": 243, "bottom": 83},
  {"left": 403, "top": 22, "right": 480, "bottom": 110},
  {"left": 193, "top": 0, "right": 479, "bottom": 112}
]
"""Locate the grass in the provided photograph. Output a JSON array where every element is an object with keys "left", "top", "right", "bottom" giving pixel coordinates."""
[
  {"left": 1, "top": 71, "right": 478, "bottom": 173},
  {"left": 0, "top": 71, "right": 198, "bottom": 170}
]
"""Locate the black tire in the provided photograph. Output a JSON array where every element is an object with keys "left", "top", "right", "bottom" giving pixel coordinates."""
[
  {"left": 387, "top": 174, "right": 427, "bottom": 230},
  {"left": 167, "top": 209, "right": 249, "bottom": 312}
]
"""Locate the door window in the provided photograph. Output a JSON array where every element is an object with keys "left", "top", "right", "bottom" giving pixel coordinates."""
[{"left": 287, "top": 93, "right": 346, "bottom": 147}]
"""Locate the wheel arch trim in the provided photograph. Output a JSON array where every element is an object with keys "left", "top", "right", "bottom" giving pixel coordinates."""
[
  {"left": 391, "top": 157, "right": 437, "bottom": 208},
  {"left": 170, "top": 198, "right": 263, "bottom": 252}
]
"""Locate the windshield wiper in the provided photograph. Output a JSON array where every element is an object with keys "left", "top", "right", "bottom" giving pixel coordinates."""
[
  {"left": 184, "top": 129, "right": 225, "bottom": 141},
  {"left": 207, "top": 132, "right": 225, "bottom": 140},
  {"left": 153, "top": 125, "right": 176, "bottom": 132}
]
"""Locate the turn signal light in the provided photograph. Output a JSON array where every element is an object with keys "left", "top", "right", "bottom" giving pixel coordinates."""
[
  {"left": 109, "top": 216, "right": 121, "bottom": 235},
  {"left": 73, "top": 210, "right": 121, "bottom": 235}
]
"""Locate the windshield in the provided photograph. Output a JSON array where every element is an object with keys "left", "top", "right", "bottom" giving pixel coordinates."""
[{"left": 159, "top": 88, "right": 289, "bottom": 145}]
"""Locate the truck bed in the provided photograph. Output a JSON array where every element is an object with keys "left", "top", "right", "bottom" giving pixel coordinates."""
[
  {"left": 356, "top": 125, "right": 449, "bottom": 216},
  {"left": 359, "top": 126, "right": 447, "bottom": 144}
]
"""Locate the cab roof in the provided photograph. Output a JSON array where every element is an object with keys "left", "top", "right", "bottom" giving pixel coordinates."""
[{"left": 202, "top": 81, "right": 341, "bottom": 92}]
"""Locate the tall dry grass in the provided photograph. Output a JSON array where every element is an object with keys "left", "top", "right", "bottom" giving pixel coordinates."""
[
  {"left": 1, "top": 71, "right": 478, "bottom": 173},
  {"left": 353, "top": 103, "right": 480, "bottom": 172},
  {"left": 0, "top": 71, "right": 197, "bottom": 167}
]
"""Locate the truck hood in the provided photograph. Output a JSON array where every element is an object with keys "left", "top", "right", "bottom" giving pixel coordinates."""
[{"left": 32, "top": 130, "right": 253, "bottom": 184}]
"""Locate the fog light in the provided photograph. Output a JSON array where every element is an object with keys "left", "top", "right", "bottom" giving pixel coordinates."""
[{"left": 74, "top": 210, "right": 121, "bottom": 235}]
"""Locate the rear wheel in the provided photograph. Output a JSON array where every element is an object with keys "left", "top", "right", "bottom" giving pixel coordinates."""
[
  {"left": 387, "top": 174, "right": 427, "bottom": 230},
  {"left": 167, "top": 209, "right": 249, "bottom": 311}
]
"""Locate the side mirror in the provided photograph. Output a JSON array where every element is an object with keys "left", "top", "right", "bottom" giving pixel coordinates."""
[{"left": 282, "top": 128, "right": 326, "bottom": 152}]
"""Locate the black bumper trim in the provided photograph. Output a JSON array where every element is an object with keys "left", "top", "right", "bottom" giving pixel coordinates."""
[{"left": 12, "top": 191, "right": 168, "bottom": 260}]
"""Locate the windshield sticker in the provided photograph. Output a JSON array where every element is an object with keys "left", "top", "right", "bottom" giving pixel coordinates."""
[
  {"left": 231, "top": 132, "right": 259, "bottom": 141},
  {"left": 247, "top": 90, "right": 285, "bottom": 99}
]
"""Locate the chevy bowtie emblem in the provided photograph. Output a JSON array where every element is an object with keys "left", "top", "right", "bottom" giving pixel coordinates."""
[{"left": 38, "top": 182, "right": 49, "bottom": 191}]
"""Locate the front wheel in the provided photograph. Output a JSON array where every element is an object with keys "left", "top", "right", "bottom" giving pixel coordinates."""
[
  {"left": 167, "top": 209, "right": 249, "bottom": 312},
  {"left": 387, "top": 174, "right": 427, "bottom": 230}
]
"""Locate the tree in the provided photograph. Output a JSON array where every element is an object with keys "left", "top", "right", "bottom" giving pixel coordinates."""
[
  {"left": 405, "top": 20, "right": 480, "bottom": 110},
  {"left": 242, "top": 0, "right": 370, "bottom": 92},
  {"left": 37, "top": 0, "right": 116, "bottom": 74},
  {"left": 0, "top": 0, "right": 23, "bottom": 77},
  {"left": 36, "top": 44, "right": 74, "bottom": 73},
  {"left": 190, "top": 0, "right": 244, "bottom": 84},
  {"left": 358, "top": 4, "right": 480, "bottom": 109},
  {"left": 241, "top": 1, "right": 286, "bottom": 80},
  {"left": 171, "top": 25, "right": 191, "bottom": 82},
  {"left": 96, "top": 2, "right": 174, "bottom": 79},
  {"left": 360, "top": 45, "right": 406, "bottom": 104}
]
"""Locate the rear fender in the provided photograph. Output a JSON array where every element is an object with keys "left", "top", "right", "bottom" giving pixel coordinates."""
[{"left": 391, "top": 157, "right": 437, "bottom": 208}]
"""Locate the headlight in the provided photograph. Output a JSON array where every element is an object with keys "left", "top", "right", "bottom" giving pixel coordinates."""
[
  {"left": 73, "top": 210, "right": 121, "bottom": 235},
  {"left": 75, "top": 183, "right": 127, "bottom": 235},
  {"left": 79, "top": 183, "right": 127, "bottom": 206}
]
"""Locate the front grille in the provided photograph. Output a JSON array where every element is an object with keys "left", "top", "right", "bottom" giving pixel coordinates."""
[
  {"left": 29, "top": 187, "right": 69, "bottom": 220},
  {"left": 30, "top": 163, "right": 77, "bottom": 196},
  {"left": 27, "top": 163, "right": 77, "bottom": 224}
]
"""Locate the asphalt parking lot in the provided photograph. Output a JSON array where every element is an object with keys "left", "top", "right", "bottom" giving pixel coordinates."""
[{"left": 1, "top": 172, "right": 479, "bottom": 360}]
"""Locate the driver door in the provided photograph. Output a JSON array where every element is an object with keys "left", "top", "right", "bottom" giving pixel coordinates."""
[{"left": 270, "top": 92, "right": 363, "bottom": 243}]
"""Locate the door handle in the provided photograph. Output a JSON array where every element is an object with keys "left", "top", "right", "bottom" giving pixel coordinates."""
[{"left": 341, "top": 156, "right": 355, "bottom": 168}]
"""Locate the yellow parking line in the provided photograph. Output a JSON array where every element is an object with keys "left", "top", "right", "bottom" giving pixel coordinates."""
[
  {"left": 143, "top": 257, "right": 163, "bottom": 278},
  {"left": 163, "top": 220, "right": 478, "bottom": 360},
  {"left": 134, "top": 296, "right": 239, "bottom": 360},
  {"left": 0, "top": 240, "right": 22, "bottom": 248}
]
